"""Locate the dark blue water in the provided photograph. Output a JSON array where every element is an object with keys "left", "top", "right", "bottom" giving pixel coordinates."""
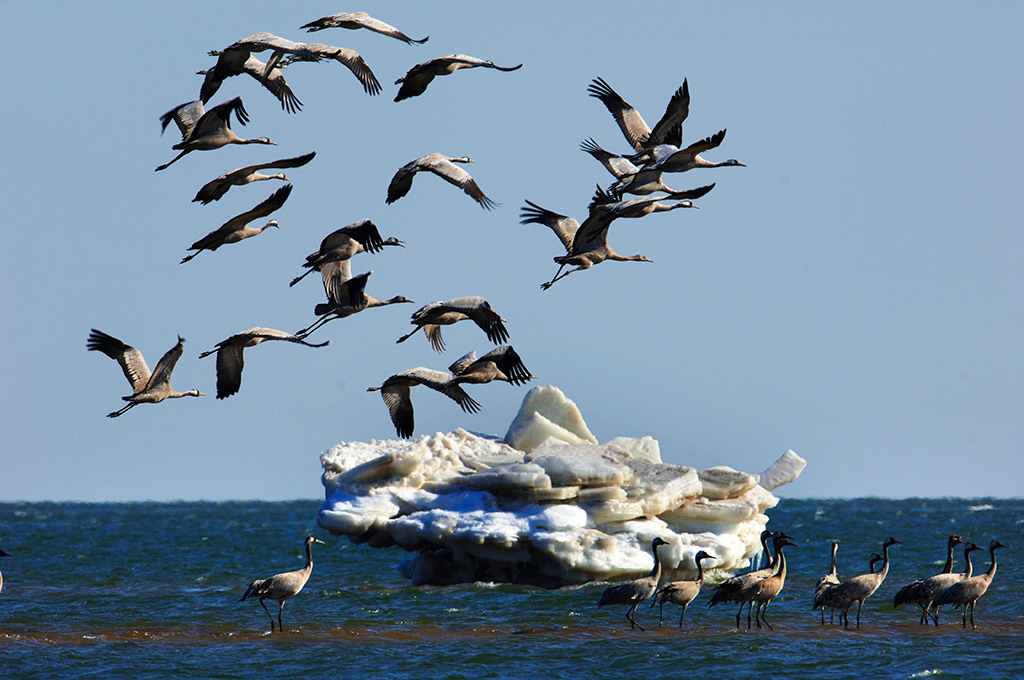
[{"left": 1, "top": 499, "right": 1022, "bottom": 678}]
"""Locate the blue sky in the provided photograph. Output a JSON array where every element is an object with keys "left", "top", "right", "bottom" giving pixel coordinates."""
[{"left": 2, "top": 2, "right": 1021, "bottom": 501}]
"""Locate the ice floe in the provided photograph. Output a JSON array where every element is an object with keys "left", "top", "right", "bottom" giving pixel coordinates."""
[{"left": 318, "top": 385, "right": 805, "bottom": 588}]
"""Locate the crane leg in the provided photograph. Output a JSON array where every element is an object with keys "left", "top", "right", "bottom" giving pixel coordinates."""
[
  {"left": 626, "top": 604, "right": 644, "bottom": 631},
  {"left": 289, "top": 267, "right": 314, "bottom": 287},
  {"left": 678, "top": 602, "right": 687, "bottom": 628},
  {"left": 760, "top": 602, "right": 774, "bottom": 631},
  {"left": 297, "top": 315, "right": 332, "bottom": 338},
  {"left": 107, "top": 402, "right": 137, "bottom": 418},
  {"left": 259, "top": 599, "right": 276, "bottom": 632},
  {"left": 156, "top": 149, "right": 190, "bottom": 172},
  {"left": 396, "top": 326, "right": 422, "bottom": 344},
  {"left": 969, "top": 601, "right": 976, "bottom": 630},
  {"left": 278, "top": 601, "right": 285, "bottom": 633},
  {"left": 856, "top": 601, "right": 863, "bottom": 628}
]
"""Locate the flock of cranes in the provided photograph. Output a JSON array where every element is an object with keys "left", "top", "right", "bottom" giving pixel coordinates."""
[
  {"left": 596, "top": 532, "right": 1008, "bottom": 632},
  {"left": 90, "top": 11, "right": 536, "bottom": 432},
  {"left": 88, "top": 8, "right": 749, "bottom": 437},
  {"left": 72, "top": 9, "right": 1009, "bottom": 637},
  {"left": 0, "top": 531, "right": 1011, "bottom": 634}
]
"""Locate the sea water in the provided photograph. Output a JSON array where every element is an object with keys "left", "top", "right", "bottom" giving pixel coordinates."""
[{"left": 1, "top": 498, "right": 1022, "bottom": 679}]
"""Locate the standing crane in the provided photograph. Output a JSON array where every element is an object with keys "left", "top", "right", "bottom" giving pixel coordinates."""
[
  {"left": 893, "top": 534, "right": 966, "bottom": 624},
  {"left": 597, "top": 537, "right": 669, "bottom": 631},
  {"left": 830, "top": 537, "right": 901, "bottom": 628},
  {"left": 240, "top": 536, "right": 325, "bottom": 633},
  {"left": 932, "top": 539, "right": 1008, "bottom": 629},
  {"left": 734, "top": 536, "right": 797, "bottom": 630},
  {"left": 651, "top": 550, "right": 715, "bottom": 627},
  {"left": 812, "top": 542, "right": 841, "bottom": 624}
]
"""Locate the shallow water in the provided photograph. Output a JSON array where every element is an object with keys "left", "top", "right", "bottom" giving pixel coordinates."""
[{"left": 1, "top": 499, "right": 1022, "bottom": 678}]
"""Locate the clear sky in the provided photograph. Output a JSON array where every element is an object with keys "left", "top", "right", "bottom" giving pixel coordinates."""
[{"left": 2, "top": 2, "right": 1021, "bottom": 502}]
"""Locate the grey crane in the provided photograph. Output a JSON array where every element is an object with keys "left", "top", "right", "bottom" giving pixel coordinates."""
[
  {"left": 211, "top": 32, "right": 381, "bottom": 96},
  {"left": 88, "top": 330, "right": 205, "bottom": 418},
  {"left": 812, "top": 542, "right": 841, "bottom": 624},
  {"left": 829, "top": 536, "right": 901, "bottom": 628},
  {"left": 581, "top": 138, "right": 711, "bottom": 197},
  {"left": 301, "top": 11, "right": 428, "bottom": 44},
  {"left": 181, "top": 185, "right": 292, "bottom": 264},
  {"left": 449, "top": 345, "right": 534, "bottom": 387},
  {"left": 156, "top": 97, "right": 275, "bottom": 171},
  {"left": 0, "top": 548, "right": 10, "bottom": 594},
  {"left": 297, "top": 269, "right": 413, "bottom": 338},
  {"left": 590, "top": 183, "right": 711, "bottom": 220},
  {"left": 387, "top": 153, "right": 497, "bottom": 210},
  {"left": 894, "top": 534, "right": 966, "bottom": 624},
  {"left": 193, "top": 152, "right": 315, "bottom": 204},
  {"left": 932, "top": 539, "right": 1008, "bottom": 629},
  {"left": 814, "top": 550, "right": 886, "bottom": 625},
  {"left": 614, "top": 129, "right": 745, "bottom": 195},
  {"left": 198, "top": 54, "right": 303, "bottom": 113},
  {"left": 198, "top": 327, "right": 329, "bottom": 399},
  {"left": 394, "top": 54, "right": 522, "bottom": 101},
  {"left": 587, "top": 77, "right": 688, "bottom": 156},
  {"left": 368, "top": 367, "right": 482, "bottom": 438},
  {"left": 597, "top": 537, "right": 669, "bottom": 631},
  {"left": 397, "top": 297, "right": 509, "bottom": 352},
  {"left": 651, "top": 550, "right": 715, "bottom": 627},
  {"left": 289, "top": 220, "right": 405, "bottom": 288},
  {"left": 918, "top": 541, "right": 984, "bottom": 626},
  {"left": 240, "top": 536, "right": 325, "bottom": 633},
  {"left": 734, "top": 536, "right": 797, "bottom": 630},
  {"left": 709, "top": 532, "right": 792, "bottom": 628},
  {"left": 519, "top": 199, "right": 646, "bottom": 290}
]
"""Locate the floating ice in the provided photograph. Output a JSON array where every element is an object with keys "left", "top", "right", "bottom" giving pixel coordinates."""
[{"left": 318, "top": 385, "right": 805, "bottom": 589}]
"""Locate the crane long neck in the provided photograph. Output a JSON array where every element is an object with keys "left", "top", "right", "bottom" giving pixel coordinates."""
[
  {"left": 771, "top": 546, "right": 789, "bottom": 586},
  {"left": 758, "top": 534, "right": 773, "bottom": 571},
  {"left": 941, "top": 542, "right": 956, "bottom": 574},
  {"left": 963, "top": 549, "right": 975, "bottom": 578},
  {"left": 695, "top": 558, "right": 706, "bottom": 585},
  {"left": 877, "top": 542, "right": 894, "bottom": 582},
  {"left": 984, "top": 545, "right": 999, "bottom": 579},
  {"left": 828, "top": 543, "right": 838, "bottom": 576},
  {"left": 648, "top": 544, "right": 663, "bottom": 582},
  {"left": 304, "top": 542, "right": 315, "bottom": 572}
]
